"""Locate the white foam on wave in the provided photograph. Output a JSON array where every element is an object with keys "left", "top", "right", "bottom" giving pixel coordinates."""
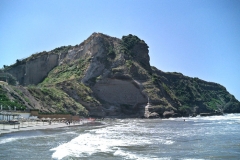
[
  {"left": 51, "top": 132, "right": 148, "bottom": 159},
  {"left": 163, "top": 140, "right": 174, "bottom": 145},
  {"left": 0, "top": 129, "right": 77, "bottom": 145},
  {"left": 113, "top": 148, "right": 167, "bottom": 160},
  {"left": 0, "top": 137, "right": 21, "bottom": 144},
  {"left": 64, "top": 131, "right": 78, "bottom": 135},
  {"left": 0, "top": 134, "right": 56, "bottom": 145},
  {"left": 166, "top": 114, "right": 240, "bottom": 124},
  {"left": 182, "top": 158, "right": 205, "bottom": 160},
  {"left": 51, "top": 123, "right": 152, "bottom": 160},
  {"left": 113, "top": 148, "right": 143, "bottom": 159}
]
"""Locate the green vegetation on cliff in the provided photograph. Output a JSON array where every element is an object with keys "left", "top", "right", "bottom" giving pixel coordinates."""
[
  {"left": 28, "top": 85, "right": 88, "bottom": 115},
  {"left": 120, "top": 34, "right": 145, "bottom": 57},
  {"left": 152, "top": 67, "right": 240, "bottom": 114},
  {"left": 0, "top": 85, "right": 26, "bottom": 110},
  {"left": 0, "top": 72, "right": 17, "bottom": 85},
  {"left": 41, "top": 58, "right": 89, "bottom": 85}
]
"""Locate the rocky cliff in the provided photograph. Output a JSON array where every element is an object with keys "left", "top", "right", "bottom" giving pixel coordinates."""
[{"left": 1, "top": 33, "right": 240, "bottom": 118}]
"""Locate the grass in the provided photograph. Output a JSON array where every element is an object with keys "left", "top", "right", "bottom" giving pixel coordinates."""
[
  {"left": 28, "top": 85, "right": 88, "bottom": 115},
  {"left": 0, "top": 85, "right": 26, "bottom": 110},
  {"left": 41, "top": 58, "right": 89, "bottom": 86}
]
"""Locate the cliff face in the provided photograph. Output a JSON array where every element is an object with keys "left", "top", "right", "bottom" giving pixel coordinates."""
[
  {"left": 2, "top": 33, "right": 240, "bottom": 117},
  {"left": 6, "top": 53, "right": 59, "bottom": 85}
]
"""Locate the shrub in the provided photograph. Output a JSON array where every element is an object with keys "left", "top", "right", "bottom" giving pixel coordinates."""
[
  {"left": 121, "top": 34, "right": 141, "bottom": 50},
  {"left": 108, "top": 46, "right": 116, "bottom": 59},
  {"left": 120, "top": 34, "right": 142, "bottom": 56},
  {"left": 179, "top": 105, "right": 191, "bottom": 114},
  {"left": 0, "top": 73, "right": 17, "bottom": 85}
]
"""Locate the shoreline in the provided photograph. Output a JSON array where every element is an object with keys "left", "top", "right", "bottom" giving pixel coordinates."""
[
  {"left": 0, "top": 114, "right": 232, "bottom": 136},
  {"left": 0, "top": 120, "right": 94, "bottom": 136}
]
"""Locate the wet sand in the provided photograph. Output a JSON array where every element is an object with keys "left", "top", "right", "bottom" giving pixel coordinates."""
[{"left": 0, "top": 120, "right": 91, "bottom": 136}]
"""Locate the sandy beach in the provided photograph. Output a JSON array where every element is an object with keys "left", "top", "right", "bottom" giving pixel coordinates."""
[{"left": 0, "top": 120, "right": 92, "bottom": 135}]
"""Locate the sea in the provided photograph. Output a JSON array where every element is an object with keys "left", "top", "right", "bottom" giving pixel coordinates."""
[{"left": 0, "top": 114, "right": 240, "bottom": 160}]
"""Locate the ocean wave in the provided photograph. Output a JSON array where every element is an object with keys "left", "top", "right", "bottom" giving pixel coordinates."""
[
  {"left": 50, "top": 115, "right": 240, "bottom": 159},
  {"left": 0, "top": 137, "right": 21, "bottom": 144},
  {"left": 113, "top": 148, "right": 167, "bottom": 160},
  {"left": 163, "top": 114, "right": 240, "bottom": 124},
  {"left": 51, "top": 123, "right": 153, "bottom": 160}
]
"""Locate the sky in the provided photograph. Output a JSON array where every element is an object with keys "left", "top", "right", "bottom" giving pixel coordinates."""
[{"left": 0, "top": 0, "right": 240, "bottom": 100}]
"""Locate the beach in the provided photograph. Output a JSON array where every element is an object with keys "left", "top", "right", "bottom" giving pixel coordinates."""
[{"left": 0, "top": 119, "right": 92, "bottom": 136}]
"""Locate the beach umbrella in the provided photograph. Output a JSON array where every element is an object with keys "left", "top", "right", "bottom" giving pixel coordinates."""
[
  {"left": 2, "top": 121, "right": 5, "bottom": 130},
  {"left": 28, "top": 118, "right": 32, "bottom": 124},
  {"left": 20, "top": 118, "right": 26, "bottom": 128},
  {"left": 11, "top": 119, "right": 19, "bottom": 129},
  {"left": 35, "top": 118, "right": 40, "bottom": 125},
  {"left": 26, "top": 118, "right": 33, "bottom": 126},
  {"left": 46, "top": 118, "right": 51, "bottom": 124},
  {"left": 52, "top": 118, "right": 56, "bottom": 124},
  {"left": 29, "top": 116, "right": 36, "bottom": 120},
  {"left": 17, "top": 117, "right": 24, "bottom": 121},
  {"left": 11, "top": 118, "right": 18, "bottom": 122},
  {"left": 41, "top": 118, "right": 46, "bottom": 125},
  {"left": 46, "top": 117, "right": 51, "bottom": 125}
]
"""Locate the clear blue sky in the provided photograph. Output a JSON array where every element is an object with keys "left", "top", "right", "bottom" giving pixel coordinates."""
[{"left": 0, "top": 0, "right": 240, "bottom": 100}]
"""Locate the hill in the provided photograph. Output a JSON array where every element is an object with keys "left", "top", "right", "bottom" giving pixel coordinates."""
[{"left": 1, "top": 33, "right": 240, "bottom": 118}]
